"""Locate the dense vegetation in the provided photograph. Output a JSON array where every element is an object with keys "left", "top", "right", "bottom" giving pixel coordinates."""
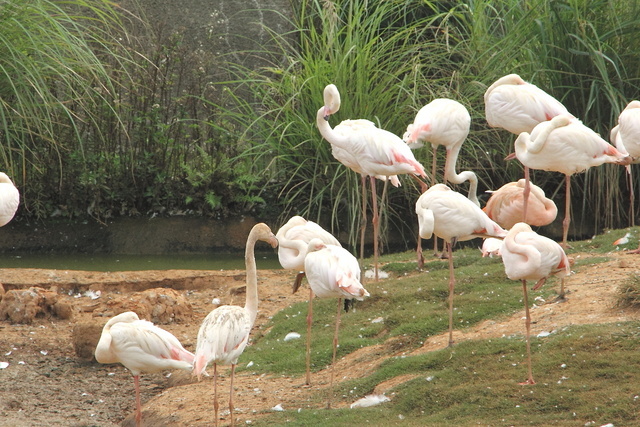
[{"left": 3, "top": 0, "right": 640, "bottom": 249}]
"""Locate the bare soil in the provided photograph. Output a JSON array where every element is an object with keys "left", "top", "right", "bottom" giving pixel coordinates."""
[{"left": 0, "top": 250, "right": 638, "bottom": 427}]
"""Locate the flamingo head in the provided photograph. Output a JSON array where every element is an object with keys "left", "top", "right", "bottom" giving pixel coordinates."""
[
  {"left": 306, "top": 238, "right": 327, "bottom": 253},
  {"left": 323, "top": 84, "right": 341, "bottom": 120}
]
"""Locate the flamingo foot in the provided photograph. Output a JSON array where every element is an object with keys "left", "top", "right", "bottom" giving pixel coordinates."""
[
  {"left": 625, "top": 248, "right": 640, "bottom": 254},
  {"left": 519, "top": 378, "right": 536, "bottom": 385}
]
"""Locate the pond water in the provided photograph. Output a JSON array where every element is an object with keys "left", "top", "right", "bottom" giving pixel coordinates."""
[{"left": 0, "top": 252, "right": 282, "bottom": 272}]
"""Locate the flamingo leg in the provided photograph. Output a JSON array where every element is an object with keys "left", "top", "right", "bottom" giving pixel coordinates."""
[
  {"left": 379, "top": 178, "right": 389, "bottom": 257},
  {"left": 133, "top": 375, "right": 142, "bottom": 427},
  {"left": 447, "top": 241, "right": 455, "bottom": 347},
  {"left": 213, "top": 363, "right": 219, "bottom": 427},
  {"left": 520, "top": 279, "right": 536, "bottom": 385},
  {"left": 305, "top": 288, "right": 314, "bottom": 385},
  {"left": 328, "top": 297, "right": 342, "bottom": 409},
  {"left": 359, "top": 175, "right": 367, "bottom": 262},
  {"left": 522, "top": 166, "right": 531, "bottom": 223},
  {"left": 370, "top": 176, "right": 379, "bottom": 281},
  {"left": 229, "top": 364, "right": 236, "bottom": 427},
  {"left": 562, "top": 175, "right": 571, "bottom": 248},
  {"left": 628, "top": 166, "right": 635, "bottom": 228}
]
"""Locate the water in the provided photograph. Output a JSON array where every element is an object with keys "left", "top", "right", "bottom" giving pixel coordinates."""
[{"left": 0, "top": 252, "right": 282, "bottom": 272}]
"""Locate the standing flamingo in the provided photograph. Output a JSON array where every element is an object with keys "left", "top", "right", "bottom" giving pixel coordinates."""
[
  {"left": 611, "top": 100, "right": 640, "bottom": 234},
  {"left": 276, "top": 215, "right": 341, "bottom": 293},
  {"left": 415, "top": 184, "right": 507, "bottom": 346},
  {"left": 500, "top": 222, "right": 570, "bottom": 385},
  {"left": 304, "top": 238, "right": 369, "bottom": 404},
  {"left": 0, "top": 172, "right": 19, "bottom": 227},
  {"left": 511, "top": 114, "right": 631, "bottom": 253},
  {"left": 483, "top": 179, "right": 557, "bottom": 230},
  {"left": 95, "top": 311, "right": 195, "bottom": 427},
  {"left": 404, "top": 98, "right": 477, "bottom": 263},
  {"left": 193, "top": 223, "right": 278, "bottom": 426},
  {"left": 485, "top": 73, "right": 571, "bottom": 221},
  {"left": 317, "top": 84, "right": 427, "bottom": 281}
]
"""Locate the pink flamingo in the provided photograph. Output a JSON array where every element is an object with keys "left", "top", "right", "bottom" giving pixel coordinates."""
[
  {"left": 193, "top": 223, "right": 278, "bottom": 426},
  {"left": 485, "top": 73, "right": 571, "bottom": 221},
  {"left": 500, "top": 222, "right": 570, "bottom": 385},
  {"left": 611, "top": 100, "right": 640, "bottom": 234},
  {"left": 415, "top": 184, "right": 507, "bottom": 346},
  {"left": 404, "top": 98, "right": 477, "bottom": 263},
  {"left": 317, "top": 84, "right": 427, "bottom": 280},
  {"left": 95, "top": 311, "right": 195, "bottom": 427},
  {"left": 0, "top": 172, "right": 19, "bottom": 227},
  {"left": 483, "top": 179, "right": 557, "bottom": 230},
  {"left": 276, "top": 215, "right": 341, "bottom": 293},
  {"left": 304, "top": 238, "right": 369, "bottom": 404},
  {"left": 511, "top": 114, "right": 631, "bottom": 254}
]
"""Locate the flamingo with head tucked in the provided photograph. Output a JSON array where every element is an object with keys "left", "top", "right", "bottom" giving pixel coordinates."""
[
  {"left": 193, "top": 223, "right": 278, "bottom": 426},
  {"left": 511, "top": 114, "right": 631, "bottom": 254},
  {"left": 404, "top": 98, "right": 476, "bottom": 263},
  {"left": 483, "top": 179, "right": 557, "bottom": 230},
  {"left": 500, "top": 222, "right": 570, "bottom": 385},
  {"left": 304, "top": 238, "right": 369, "bottom": 404},
  {"left": 415, "top": 184, "right": 507, "bottom": 346},
  {"left": 95, "top": 311, "right": 195, "bottom": 427},
  {"left": 611, "top": 100, "right": 640, "bottom": 235},
  {"left": 317, "top": 84, "right": 427, "bottom": 281}
]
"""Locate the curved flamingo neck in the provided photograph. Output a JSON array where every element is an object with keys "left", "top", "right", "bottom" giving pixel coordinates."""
[
  {"left": 317, "top": 108, "right": 348, "bottom": 148},
  {"left": 504, "top": 227, "right": 540, "bottom": 279},
  {"left": 444, "top": 145, "right": 479, "bottom": 206}
]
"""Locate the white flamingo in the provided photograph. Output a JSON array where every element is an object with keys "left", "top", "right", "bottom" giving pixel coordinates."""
[
  {"left": 317, "top": 84, "right": 427, "bottom": 280},
  {"left": 95, "top": 311, "right": 194, "bottom": 427},
  {"left": 193, "top": 223, "right": 278, "bottom": 426},
  {"left": 415, "top": 184, "right": 507, "bottom": 346},
  {"left": 500, "top": 222, "right": 570, "bottom": 385},
  {"left": 304, "top": 238, "right": 369, "bottom": 405},
  {"left": 0, "top": 172, "right": 19, "bottom": 227},
  {"left": 276, "top": 215, "right": 341, "bottom": 293}
]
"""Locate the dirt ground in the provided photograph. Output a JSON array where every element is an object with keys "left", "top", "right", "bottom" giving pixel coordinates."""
[{"left": 0, "top": 249, "right": 639, "bottom": 427}]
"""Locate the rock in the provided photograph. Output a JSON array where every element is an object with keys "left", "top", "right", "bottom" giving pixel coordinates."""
[
  {"left": 93, "top": 288, "right": 192, "bottom": 324},
  {"left": 0, "top": 287, "right": 64, "bottom": 324},
  {"left": 72, "top": 320, "right": 104, "bottom": 361}
]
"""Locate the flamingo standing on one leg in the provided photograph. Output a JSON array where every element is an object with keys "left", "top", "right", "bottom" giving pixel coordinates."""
[
  {"left": 0, "top": 172, "right": 19, "bottom": 227},
  {"left": 500, "top": 222, "right": 570, "bottom": 385},
  {"left": 317, "top": 84, "right": 427, "bottom": 281},
  {"left": 415, "top": 184, "right": 507, "bottom": 346},
  {"left": 304, "top": 238, "right": 369, "bottom": 406},
  {"left": 483, "top": 179, "right": 557, "bottom": 230},
  {"left": 485, "top": 73, "right": 572, "bottom": 221},
  {"left": 95, "top": 311, "right": 195, "bottom": 427},
  {"left": 511, "top": 114, "right": 631, "bottom": 247},
  {"left": 276, "top": 215, "right": 341, "bottom": 294},
  {"left": 404, "top": 98, "right": 477, "bottom": 263},
  {"left": 193, "top": 223, "right": 278, "bottom": 426},
  {"left": 611, "top": 100, "right": 640, "bottom": 234}
]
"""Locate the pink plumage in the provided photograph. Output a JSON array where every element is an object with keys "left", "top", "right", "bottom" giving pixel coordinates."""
[
  {"left": 483, "top": 179, "right": 557, "bottom": 229},
  {"left": 0, "top": 173, "right": 19, "bottom": 227}
]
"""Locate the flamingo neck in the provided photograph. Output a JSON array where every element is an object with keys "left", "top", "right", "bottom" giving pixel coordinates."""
[
  {"left": 444, "top": 146, "right": 479, "bottom": 206},
  {"left": 245, "top": 233, "right": 259, "bottom": 325},
  {"left": 316, "top": 107, "right": 348, "bottom": 148}
]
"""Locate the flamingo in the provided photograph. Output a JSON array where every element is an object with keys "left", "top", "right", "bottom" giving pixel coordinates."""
[
  {"left": 193, "top": 223, "right": 278, "bottom": 426},
  {"left": 403, "top": 98, "right": 477, "bottom": 263},
  {"left": 485, "top": 73, "right": 571, "bottom": 221},
  {"left": 94, "top": 311, "right": 195, "bottom": 427},
  {"left": 483, "top": 179, "right": 557, "bottom": 230},
  {"left": 0, "top": 172, "right": 19, "bottom": 227},
  {"left": 500, "top": 222, "right": 570, "bottom": 385},
  {"left": 511, "top": 114, "right": 631, "bottom": 255},
  {"left": 304, "top": 238, "right": 369, "bottom": 405},
  {"left": 317, "top": 84, "right": 427, "bottom": 281},
  {"left": 276, "top": 215, "right": 341, "bottom": 293},
  {"left": 611, "top": 100, "right": 640, "bottom": 235},
  {"left": 415, "top": 184, "right": 507, "bottom": 346}
]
